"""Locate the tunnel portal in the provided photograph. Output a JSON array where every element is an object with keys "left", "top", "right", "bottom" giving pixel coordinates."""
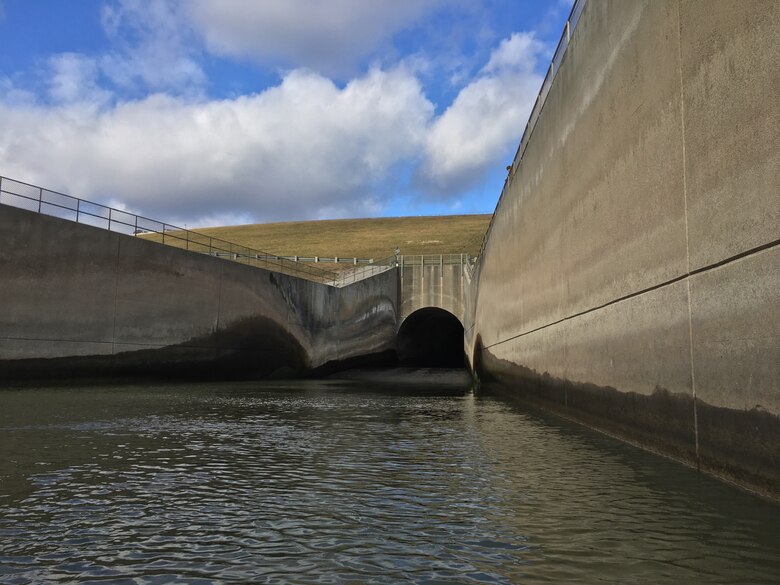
[{"left": 397, "top": 307, "right": 464, "bottom": 368}]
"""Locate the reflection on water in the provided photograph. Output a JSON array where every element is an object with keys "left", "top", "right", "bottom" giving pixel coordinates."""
[{"left": 0, "top": 377, "right": 778, "bottom": 584}]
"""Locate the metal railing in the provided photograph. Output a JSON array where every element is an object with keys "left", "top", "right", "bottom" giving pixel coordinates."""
[
  {"left": 477, "top": 0, "right": 588, "bottom": 262},
  {"left": 0, "top": 175, "right": 347, "bottom": 285},
  {"left": 332, "top": 253, "right": 473, "bottom": 286},
  {"left": 510, "top": 0, "right": 586, "bottom": 174},
  {"left": 332, "top": 254, "right": 398, "bottom": 286},
  {"left": 266, "top": 255, "right": 375, "bottom": 265},
  {"left": 399, "top": 254, "right": 470, "bottom": 267}
]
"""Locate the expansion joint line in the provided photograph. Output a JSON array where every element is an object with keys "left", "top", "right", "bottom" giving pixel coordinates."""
[
  {"left": 482, "top": 235, "right": 780, "bottom": 353},
  {"left": 676, "top": 0, "right": 700, "bottom": 470},
  {"left": 111, "top": 237, "right": 121, "bottom": 355}
]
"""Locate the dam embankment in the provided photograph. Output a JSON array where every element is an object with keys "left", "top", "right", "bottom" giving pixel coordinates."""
[
  {"left": 0, "top": 204, "right": 398, "bottom": 382},
  {"left": 465, "top": 0, "right": 779, "bottom": 498}
]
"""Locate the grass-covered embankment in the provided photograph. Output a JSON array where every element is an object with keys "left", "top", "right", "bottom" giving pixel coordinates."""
[{"left": 144, "top": 214, "right": 491, "bottom": 260}]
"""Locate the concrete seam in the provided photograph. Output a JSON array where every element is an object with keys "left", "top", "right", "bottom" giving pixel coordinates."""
[
  {"left": 110, "top": 236, "right": 120, "bottom": 355},
  {"left": 482, "top": 236, "right": 780, "bottom": 351},
  {"left": 676, "top": 0, "right": 700, "bottom": 469},
  {"left": 215, "top": 261, "right": 223, "bottom": 359},
  {"left": 1, "top": 336, "right": 116, "bottom": 345},
  {"left": 0, "top": 339, "right": 293, "bottom": 352},
  {"left": 337, "top": 284, "right": 341, "bottom": 361}
]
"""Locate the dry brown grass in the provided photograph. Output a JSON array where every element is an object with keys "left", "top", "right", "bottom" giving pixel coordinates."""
[{"left": 143, "top": 214, "right": 491, "bottom": 260}]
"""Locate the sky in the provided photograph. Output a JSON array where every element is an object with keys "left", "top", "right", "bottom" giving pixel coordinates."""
[{"left": 0, "top": 0, "right": 573, "bottom": 227}]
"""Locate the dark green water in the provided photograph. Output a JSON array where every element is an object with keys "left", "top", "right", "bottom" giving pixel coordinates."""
[{"left": 1, "top": 377, "right": 779, "bottom": 584}]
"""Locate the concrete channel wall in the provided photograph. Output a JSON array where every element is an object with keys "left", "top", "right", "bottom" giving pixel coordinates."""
[
  {"left": 0, "top": 204, "right": 399, "bottom": 381},
  {"left": 398, "top": 256, "right": 467, "bottom": 326},
  {"left": 466, "top": 0, "right": 780, "bottom": 498}
]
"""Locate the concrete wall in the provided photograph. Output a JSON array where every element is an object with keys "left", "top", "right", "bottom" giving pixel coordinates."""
[
  {"left": 468, "top": 0, "right": 780, "bottom": 498},
  {"left": 0, "top": 204, "right": 398, "bottom": 381},
  {"left": 398, "top": 257, "right": 466, "bottom": 326}
]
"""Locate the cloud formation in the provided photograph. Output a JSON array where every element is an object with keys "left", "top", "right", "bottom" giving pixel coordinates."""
[
  {"left": 185, "top": 0, "right": 451, "bottom": 78},
  {"left": 47, "top": 53, "right": 112, "bottom": 105},
  {"left": 0, "top": 0, "right": 552, "bottom": 225},
  {"left": 100, "top": 0, "right": 206, "bottom": 95},
  {"left": 418, "top": 33, "right": 544, "bottom": 194},
  {"left": 0, "top": 67, "right": 433, "bottom": 224}
]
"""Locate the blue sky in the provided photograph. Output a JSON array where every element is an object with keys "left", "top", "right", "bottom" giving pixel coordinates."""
[{"left": 0, "top": 0, "right": 573, "bottom": 226}]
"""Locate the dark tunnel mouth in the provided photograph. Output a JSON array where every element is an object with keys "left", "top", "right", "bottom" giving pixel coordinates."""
[{"left": 397, "top": 308, "right": 465, "bottom": 368}]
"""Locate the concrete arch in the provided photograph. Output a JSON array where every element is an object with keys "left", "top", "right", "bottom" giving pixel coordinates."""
[
  {"left": 398, "top": 255, "right": 466, "bottom": 326},
  {"left": 397, "top": 307, "right": 464, "bottom": 368}
]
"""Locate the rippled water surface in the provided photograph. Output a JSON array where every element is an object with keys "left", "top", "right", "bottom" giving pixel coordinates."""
[{"left": 1, "top": 377, "right": 779, "bottom": 584}]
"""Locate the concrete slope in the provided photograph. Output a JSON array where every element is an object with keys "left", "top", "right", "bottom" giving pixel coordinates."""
[
  {"left": 467, "top": 0, "right": 780, "bottom": 498},
  {"left": 0, "top": 204, "right": 398, "bottom": 382}
]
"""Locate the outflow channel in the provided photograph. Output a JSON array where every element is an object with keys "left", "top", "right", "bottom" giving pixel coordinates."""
[{"left": 1, "top": 376, "right": 779, "bottom": 584}]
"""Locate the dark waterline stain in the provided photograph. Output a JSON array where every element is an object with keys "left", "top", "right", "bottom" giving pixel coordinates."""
[
  {"left": 477, "top": 348, "right": 780, "bottom": 502},
  {"left": 0, "top": 316, "right": 309, "bottom": 385}
]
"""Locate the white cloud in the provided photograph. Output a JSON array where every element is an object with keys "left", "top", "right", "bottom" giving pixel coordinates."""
[
  {"left": 0, "top": 28, "right": 548, "bottom": 223},
  {"left": 0, "top": 67, "right": 433, "bottom": 223},
  {"left": 48, "top": 54, "right": 112, "bottom": 105},
  {"left": 418, "top": 32, "right": 545, "bottom": 193},
  {"left": 0, "top": 77, "right": 36, "bottom": 106},
  {"left": 185, "top": 0, "right": 450, "bottom": 77},
  {"left": 99, "top": 0, "right": 206, "bottom": 95}
]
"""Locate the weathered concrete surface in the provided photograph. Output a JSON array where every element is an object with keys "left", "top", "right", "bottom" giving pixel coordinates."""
[
  {"left": 398, "top": 256, "right": 466, "bottom": 326},
  {"left": 397, "top": 256, "right": 468, "bottom": 367},
  {"left": 0, "top": 204, "right": 398, "bottom": 381},
  {"left": 467, "top": 0, "right": 780, "bottom": 499},
  {"left": 679, "top": 0, "right": 780, "bottom": 269}
]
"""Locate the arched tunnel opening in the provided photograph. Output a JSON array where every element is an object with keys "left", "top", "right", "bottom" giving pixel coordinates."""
[{"left": 397, "top": 308, "right": 465, "bottom": 368}]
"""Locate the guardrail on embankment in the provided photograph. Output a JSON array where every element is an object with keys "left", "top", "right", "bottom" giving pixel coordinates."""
[
  {"left": 398, "top": 254, "right": 471, "bottom": 267},
  {"left": 0, "top": 175, "right": 395, "bottom": 287},
  {"left": 247, "top": 255, "right": 376, "bottom": 266}
]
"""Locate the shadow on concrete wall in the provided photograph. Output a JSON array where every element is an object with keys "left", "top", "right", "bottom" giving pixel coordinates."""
[{"left": 0, "top": 316, "right": 309, "bottom": 384}]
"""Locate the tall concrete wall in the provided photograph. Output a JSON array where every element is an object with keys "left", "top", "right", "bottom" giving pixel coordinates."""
[
  {"left": 0, "top": 205, "right": 398, "bottom": 381},
  {"left": 468, "top": 0, "right": 779, "bottom": 498}
]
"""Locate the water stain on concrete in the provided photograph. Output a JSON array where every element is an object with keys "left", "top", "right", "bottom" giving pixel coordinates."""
[
  {"left": 477, "top": 348, "right": 780, "bottom": 502},
  {"left": 0, "top": 316, "right": 308, "bottom": 385}
]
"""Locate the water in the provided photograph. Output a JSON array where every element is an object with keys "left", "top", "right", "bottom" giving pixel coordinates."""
[{"left": 1, "top": 376, "right": 779, "bottom": 584}]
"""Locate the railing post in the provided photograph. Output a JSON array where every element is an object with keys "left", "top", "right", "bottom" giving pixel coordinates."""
[
  {"left": 76, "top": 199, "right": 81, "bottom": 223},
  {"left": 134, "top": 215, "right": 138, "bottom": 236},
  {"left": 566, "top": 19, "right": 570, "bottom": 43},
  {"left": 108, "top": 208, "right": 113, "bottom": 232},
  {"left": 186, "top": 230, "right": 190, "bottom": 251},
  {"left": 38, "top": 187, "right": 42, "bottom": 213},
  {"left": 209, "top": 237, "right": 213, "bottom": 256}
]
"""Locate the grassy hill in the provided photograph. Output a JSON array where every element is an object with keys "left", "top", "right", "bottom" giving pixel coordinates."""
[{"left": 169, "top": 214, "right": 492, "bottom": 260}]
